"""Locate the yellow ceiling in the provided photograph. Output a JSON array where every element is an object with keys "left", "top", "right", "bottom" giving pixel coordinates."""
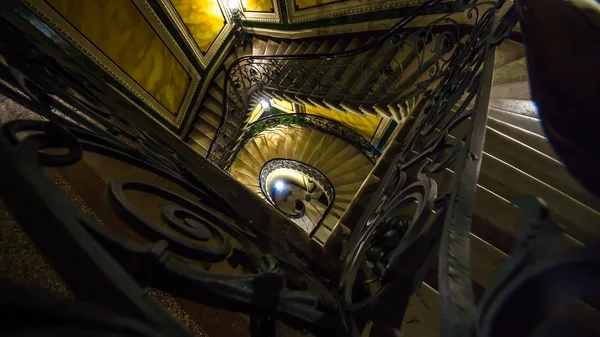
[
  {"left": 295, "top": 0, "right": 344, "bottom": 10},
  {"left": 242, "top": 0, "right": 274, "bottom": 12},
  {"left": 170, "top": 0, "right": 226, "bottom": 52},
  {"left": 305, "top": 105, "right": 382, "bottom": 141},
  {"left": 46, "top": 0, "right": 190, "bottom": 114}
]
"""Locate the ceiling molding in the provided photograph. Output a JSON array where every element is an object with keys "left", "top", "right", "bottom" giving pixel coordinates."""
[{"left": 286, "top": 0, "right": 431, "bottom": 24}]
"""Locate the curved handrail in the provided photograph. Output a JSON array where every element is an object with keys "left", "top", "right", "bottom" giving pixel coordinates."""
[
  {"left": 229, "top": 113, "right": 381, "bottom": 169},
  {"left": 207, "top": 0, "right": 446, "bottom": 161},
  {"left": 259, "top": 158, "right": 336, "bottom": 236}
]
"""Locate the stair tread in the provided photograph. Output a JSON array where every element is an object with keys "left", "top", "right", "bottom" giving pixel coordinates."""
[
  {"left": 253, "top": 38, "right": 268, "bottom": 56},
  {"left": 488, "top": 107, "right": 544, "bottom": 136},
  {"left": 493, "top": 57, "right": 528, "bottom": 86},
  {"left": 490, "top": 81, "right": 531, "bottom": 100},
  {"left": 489, "top": 98, "right": 538, "bottom": 119}
]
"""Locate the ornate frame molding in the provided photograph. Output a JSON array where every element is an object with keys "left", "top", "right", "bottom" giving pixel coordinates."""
[
  {"left": 156, "top": 0, "right": 235, "bottom": 69},
  {"left": 20, "top": 0, "right": 202, "bottom": 129},
  {"left": 286, "top": 0, "right": 431, "bottom": 23},
  {"left": 238, "top": 0, "right": 283, "bottom": 24}
]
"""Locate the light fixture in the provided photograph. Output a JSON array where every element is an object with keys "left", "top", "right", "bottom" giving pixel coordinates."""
[
  {"left": 260, "top": 100, "right": 270, "bottom": 111},
  {"left": 227, "top": 0, "right": 240, "bottom": 13},
  {"left": 275, "top": 180, "right": 285, "bottom": 191}
]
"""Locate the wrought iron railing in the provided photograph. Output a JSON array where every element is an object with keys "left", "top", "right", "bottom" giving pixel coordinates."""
[
  {"left": 2, "top": 1, "right": 600, "bottom": 337},
  {"left": 229, "top": 113, "right": 380, "bottom": 170},
  {"left": 207, "top": 0, "right": 463, "bottom": 168}
]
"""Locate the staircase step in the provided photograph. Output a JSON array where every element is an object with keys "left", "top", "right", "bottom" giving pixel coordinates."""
[
  {"left": 214, "top": 70, "right": 226, "bottom": 90},
  {"left": 493, "top": 57, "right": 528, "bottom": 86},
  {"left": 290, "top": 40, "right": 333, "bottom": 90},
  {"left": 235, "top": 42, "right": 253, "bottom": 58},
  {"left": 488, "top": 107, "right": 544, "bottom": 136},
  {"left": 486, "top": 117, "right": 558, "bottom": 160},
  {"left": 203, "top": 96, "right": 223, "bottom": 116},
  {"left": 484, "top": 127, "right": 600, "bottom": 211},
  {"left": 370, "top": 35, "right": 421, "bottom": 98},
  {"left": 187, "top": 139, "right": 208, "bottom": 156},
  {"left": 200, "top": 110, "right": 221, "bottom": 129},
  {"left": 265, "top": 40, "right": 279, "bottom": 55},
  {"left": 316, "top": 38, "right": 365, "bottom": 98},
  {"left": 489, "top": 98, "right": 538, "bottom": 119},
  {"left": 490, "top": 81, "right": 531, "bottom": 100},
  {"left": 208, "top": 86, "right": 224, "bottom": 104},
  {"left": 274, "top": 41, "right": 289, "bottom": 55},
  {"left": 253, "top": 38, "right": 268, "bottom": 56},
  {"left": 297, "top": 39, "right": 348, "bottom": 94},
  {"left": 478, "top": 153, "right": 600, "bottom": 244},
  {"left": 350, "top": 39, "right": 401, "bottom": 99},
  {"left": 193, "top": 120, "right": 217, "bottom": 136},
  {"left": 494, "top": 39, "right": 526, "bottom": 69}
]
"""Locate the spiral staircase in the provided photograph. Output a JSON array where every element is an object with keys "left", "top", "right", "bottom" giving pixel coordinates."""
[
  {"left": 229, "top": 124, "right": 375, "bottom": 245},
  {"left": 185, "top": 30, "right": 443, "bottom": 156}
]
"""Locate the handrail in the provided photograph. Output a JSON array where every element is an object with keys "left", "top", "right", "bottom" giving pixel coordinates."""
[
  {"left": 228, "top": 113, "right": 381, "bottom": 170},
  {"left": 207, "top": 0, "right": 447, "bottom": 163}
]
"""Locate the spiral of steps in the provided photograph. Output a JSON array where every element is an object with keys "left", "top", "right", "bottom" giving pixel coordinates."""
[
  {"left": 229, "top": 124, "right": 375, "bottom": 245},
  {"left": 186, "top": 31, "right": 454, "bottom": 158}
]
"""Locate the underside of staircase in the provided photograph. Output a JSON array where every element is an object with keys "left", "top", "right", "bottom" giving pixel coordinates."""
[{"left": 229, "top": 124, "right": 375, "bottom": 245}]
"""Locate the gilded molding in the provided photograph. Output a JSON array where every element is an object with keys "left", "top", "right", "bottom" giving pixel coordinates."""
[
  {"left": 20, "top": 0, "right": 201, "bottom": 129},
  {"left": 286, "top": 0, "right": 432, "bottom": 23},
  {"left": 157, "top": 0, "right": 235, "bottom": 69},
  {"left": 241, "top": 0, "right": 282, "bottom": 24}
]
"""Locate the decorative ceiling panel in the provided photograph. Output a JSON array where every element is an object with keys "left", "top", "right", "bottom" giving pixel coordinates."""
[
  {"left": 24, "top": 0, "right": 201, "bottom": 129},
  {"left": 156, "top": 0, "right": 234, "bottom": 68},
  {"left": 242, "top": 0, "right": 275, "bottom": 12},
  {"left": 170, "top": 0, "right": 226, "bottom": 52}
]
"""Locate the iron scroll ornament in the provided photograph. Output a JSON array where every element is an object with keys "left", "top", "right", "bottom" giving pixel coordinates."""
[
  {"left": 2, "top": 0, "right": 600, "bottom": 335},
  {"left": 336, "top": 0, "right": 511, "bottom": 335},
  {"left": 0, "top": 119, "right": 346, "bottom": 336}
]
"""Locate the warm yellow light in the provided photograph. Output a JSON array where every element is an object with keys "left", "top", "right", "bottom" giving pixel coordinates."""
[{"left": 272, "top": 99, "right": 294, "bottom": 113}]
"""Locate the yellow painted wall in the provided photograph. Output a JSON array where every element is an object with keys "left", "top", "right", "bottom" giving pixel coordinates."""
[
  {"left": 305, "top": 105, "right": 382, "bottom": 141},
  {"left": 295, "top": 0, "right": 344, "bottom": 9},
  {"left": 171, "top": 0, "right": 226, "bottom": 52},
  {"left": 46, "top": 0, "right": 190, "bottom": 114},
  {"left": 242, "top": 0, "right": 274, "bottom": 12}
]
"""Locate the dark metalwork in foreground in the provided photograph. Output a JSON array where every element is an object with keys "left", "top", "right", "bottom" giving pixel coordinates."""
[{"left": 1, "top": 0, "right": 600, "bottom": 336}]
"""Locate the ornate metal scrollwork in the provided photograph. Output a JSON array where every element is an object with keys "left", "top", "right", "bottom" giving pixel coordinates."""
[{"left": 2, "top": 0, "right": 600, "bottom": 336}]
